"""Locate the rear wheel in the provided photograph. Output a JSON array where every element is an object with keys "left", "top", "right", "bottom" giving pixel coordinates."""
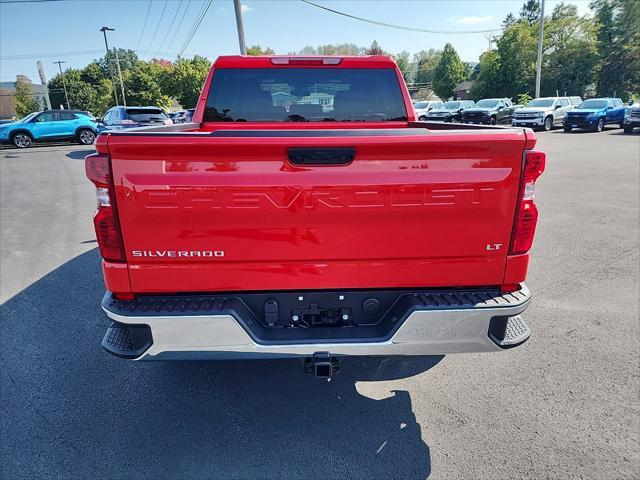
[
  {"left": 543, "top": 116, "right": 553, "bottom": 131},
  {"left": 594, "top": 118, "right": 605, "bottom": 132},
  {"left": 77, "top": 128, "right": 96, "bottom": 145},
  {"left": 11, "top": 132, "right": 32, "bottom": 148},
  {"left": 563, "top": 125, "right": 572, "bottom": 133},
  {"left": 418, "top": 115, "right": 427, "bottom": 121}
]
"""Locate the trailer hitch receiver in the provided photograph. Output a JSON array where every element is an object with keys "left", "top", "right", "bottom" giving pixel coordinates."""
[{"left": 304, "top": 352, "right": 340, "bottom": 379}]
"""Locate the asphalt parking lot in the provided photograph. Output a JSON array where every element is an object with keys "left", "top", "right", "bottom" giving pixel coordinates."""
[{"left": 1, "top": 128, "right": 639, "bottom": 479}]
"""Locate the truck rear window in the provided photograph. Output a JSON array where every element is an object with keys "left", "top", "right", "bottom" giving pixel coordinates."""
[
  {"left": 125, "top": 108, "right": 168, "bottom": 122},
  {"left": 203, "top": 68, "right": 407, "bottom": 122}
]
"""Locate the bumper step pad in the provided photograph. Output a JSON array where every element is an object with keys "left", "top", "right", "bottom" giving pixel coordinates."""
[
  {"left": 102, "top": 322, "right": 153, "bottom": 359},
  {"left": 489, "top": 315, "right": 531, "bottom": 348}
]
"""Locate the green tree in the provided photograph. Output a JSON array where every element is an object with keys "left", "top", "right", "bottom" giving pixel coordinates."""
[
  {"left": 470, "top": 50, "right": 501, "bottom": 99},
  {"left": 365, "top": 40, "right": 385, "bottom": 55},
  {"left": 519, "top": 0, "right": 540, "bottom": 24},
  {"left": 591, "top": 0, "right": 640, "bottom": 100},
  {"left": 126, "top": 60, "right": 172, "bottom": 109},
  {"left": 49, "top": 66, "right": 114, "bottom": 114},
  {"left": 517, "top": 92, "right": 533, "bottom": 105},
  {"left": 13, "top": 76, "right": 40, "bottom": 117},
  {"left": 494, "top": 21, "right": 537, "bottom": 97},
  {"left": 432, "top": 43, "right": 467, "bottom": 100},
  {"left": 162, "top": 55, "right": 211, "bottom": 108},
  {"left": 246, "top": 45, "right": 275, "bottom": 55},
  {"left": 295, "top": 43, "right": 364, "bottom": 55},
  {"left": 541, "top": 3, "right": 599, "bottom": 96},
  {"left": 502, "top": 12, "right": 517, "bottom": 28},
  {"left": 98, "top": 48, "right": 139, "bottom": 75},
  {"left": 413, "top": 49, "right": 442, "bottom": 85},
  {"left": 393, "top": 50, "right": 411, "bottom": 83}
]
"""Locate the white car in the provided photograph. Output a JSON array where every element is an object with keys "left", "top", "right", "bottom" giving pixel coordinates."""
[
  {"left": 414, "top": 101, "right": 443, "bottom": 121},
  {"left": 511, "top": 97, "right": 576, "bottom": 131}
]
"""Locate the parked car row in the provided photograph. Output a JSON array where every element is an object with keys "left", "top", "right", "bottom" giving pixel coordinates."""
[
  {"left": 413, "top": 96, "right": 637, "bottom": 133},
  {"left": 1, "top": 96, "right": 637, "bottom": 149},
  {"left": 424, "top": 100, "right": 476, "bottom": 122},
  {"left": 0, "top": 106, "right": 192, "bottom": 148}
]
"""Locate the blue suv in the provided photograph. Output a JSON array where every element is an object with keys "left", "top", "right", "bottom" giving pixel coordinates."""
[
  {"left": 563, "top": 98, "right": 626, "bottom": 132},
  {"left": 0, "top": 109, "right": 99, "bottom": 148}
]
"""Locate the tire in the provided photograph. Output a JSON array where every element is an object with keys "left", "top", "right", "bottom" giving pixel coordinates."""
[
  {"left": 489, "top": 116, "right": 497, "bottom": 125},
  {"left": 563, "top": 125, "right": 572, "bottom": 133},
  {"left": 624, "top": 125, "right": 634, "bottom": 134},
  {"left": 11, "top": 132, "right": 32, "bottom": 148},
  {"left": 77, "top": 128, "right": 96, "bottom": 145},
  {"left": 594, "top": 118, "right": 605, "bottom": 132},
  {"left": 418, "top": 116, "right": 427, "bottom": 121},
  {"left": 619, "top": 121, "right": 624, "bottom": 129},
  {"left": 543, "top": 116, "right": 553, "bottom": 131}
]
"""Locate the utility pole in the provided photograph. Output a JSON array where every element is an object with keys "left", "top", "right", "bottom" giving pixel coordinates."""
[
  {"left": 535, "top": 0, "right": 545, "bottom": 98},
  {"left": 100, "top": 26, "right": 119, "bottom": 105},
  {"left": 36, "top": 60, "right": 52, "bottom": 110},
  {"left": 233, "top": 0, "right": 247, "bottom": 55},
  {"left": 482, "top": 32, "right": 494, "bottom": 51},
  {"left": 53, "top": 61, "right": 70, "bottom": 109},
  {"left": 113, "top": 47, "right": 127, "bottom": 106}
]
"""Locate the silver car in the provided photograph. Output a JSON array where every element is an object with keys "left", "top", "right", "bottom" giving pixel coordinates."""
[{"left": 512, "top": 97, "right": 576, "bottom": 131}]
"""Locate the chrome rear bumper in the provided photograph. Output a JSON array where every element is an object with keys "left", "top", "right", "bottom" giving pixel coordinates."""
[{"left": 101, "top": 285, "right": 532, "bottom": 361}]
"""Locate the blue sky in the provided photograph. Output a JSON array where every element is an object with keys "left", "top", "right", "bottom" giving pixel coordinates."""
[{"left": 0, "top": 0, "right": 591, "bottom": 82}]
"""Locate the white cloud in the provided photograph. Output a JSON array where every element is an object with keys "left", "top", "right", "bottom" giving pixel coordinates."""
[
  {"left": 240, "top": 4, "right": 254, "bottom": 13},
  {"left": 448, "top": 15, "right": 494, "bottom": 25}
]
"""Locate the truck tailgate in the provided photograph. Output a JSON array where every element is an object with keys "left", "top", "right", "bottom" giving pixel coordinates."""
[{"left": 106, "top": 129, "right": 527, "bottom": 293}]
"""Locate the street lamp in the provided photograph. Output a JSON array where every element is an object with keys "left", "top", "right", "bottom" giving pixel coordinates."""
[
  {"left": 100, "top": 26, "right": 126, "bottom": 106},
  {"left": 53, "top": 61, "right": 70, "bottom": 109}
]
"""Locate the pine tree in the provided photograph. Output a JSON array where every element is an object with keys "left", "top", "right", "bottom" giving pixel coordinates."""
[
  {"left": 365, "top": 40, "right": 385, "bottom": 56},
  {"left": 432, "top": 44, "right": 467, "bottom": 100}
]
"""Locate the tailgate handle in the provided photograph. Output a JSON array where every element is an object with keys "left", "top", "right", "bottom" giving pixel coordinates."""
[{"left": 287, "top": 147, "right": 355, "bottom": 165}]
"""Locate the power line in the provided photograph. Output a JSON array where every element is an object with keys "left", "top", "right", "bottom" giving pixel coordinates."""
[
  {"left": 0, "top": 0, "right": 68, "bottom": 3},
  {"left": 136, "top": 0, "right": 153, "bottom": 50},
  {"left": 157, "top": 0, "right": 183, "bottom": 52},
  {"left": 146, "top": 0, "right": 168, "bottom": 52},
  {"left": 300, "top": 0, "right": 503, "bottom": 34},
  {"left": 175, "top": 0, "right": 208, "bottom": 57},
  {"left": 1, "top": 49, "right": 105, "bottom": 60},
  {"left": 177, "top": 0, "right": 213, "bottom": 58},
  {"left": 165, "top": 0, "right": 192, "bottom": 56}
]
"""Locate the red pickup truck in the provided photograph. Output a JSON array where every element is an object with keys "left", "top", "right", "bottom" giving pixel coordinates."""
[{"left": 86, "top": 55, "right": 545, "bottom": 376}]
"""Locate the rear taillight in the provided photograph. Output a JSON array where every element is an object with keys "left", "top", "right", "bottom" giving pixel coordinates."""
[
  {"left": 510, "top": 149, "right": 546, "bottom": 255},
  {"left": 85, "top": 153, "right": 126, "bottom": 262}
]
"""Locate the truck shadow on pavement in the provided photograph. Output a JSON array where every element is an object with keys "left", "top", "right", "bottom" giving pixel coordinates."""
[
  {"left": 1, "top": 249, "right": 440, "bottom": 480},
  {"left": 65, "top": 149, "right": 96, "bottom": 160}
]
